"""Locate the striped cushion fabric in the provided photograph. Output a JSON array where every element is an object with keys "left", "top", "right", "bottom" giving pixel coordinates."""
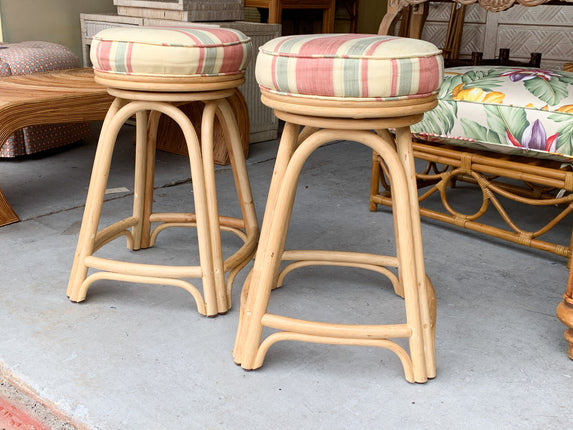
[
  {"left": 90, "top": 26, "right": 251, "bottom": 78},
  {"left": 255, "top": 34, "right": 443, "bottom": 101}
]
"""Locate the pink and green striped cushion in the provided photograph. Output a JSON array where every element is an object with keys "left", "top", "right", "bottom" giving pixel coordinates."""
[
  {"left": 90, "top": 26, "right": 252, "bottom": 78},
  {"left": 255, "top": 34, "right": 443, "bottom": 101}
]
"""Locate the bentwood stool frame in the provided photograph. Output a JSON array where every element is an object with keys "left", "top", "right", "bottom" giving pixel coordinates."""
[
  {"left": 67, "top": 72, "right": 259, "bottom": 317},
  {"left": 233, "top": 92, "right": 438, "bottom": 383}
]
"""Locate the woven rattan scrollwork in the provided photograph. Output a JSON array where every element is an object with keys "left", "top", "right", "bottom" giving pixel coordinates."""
[{"left": 388, "top": 0, "right": 572, "bottom": 13}]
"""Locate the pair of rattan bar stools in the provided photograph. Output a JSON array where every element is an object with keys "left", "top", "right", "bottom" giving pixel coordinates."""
[{"left": 67, "top": 26, "right": 443, "bottom": 383}]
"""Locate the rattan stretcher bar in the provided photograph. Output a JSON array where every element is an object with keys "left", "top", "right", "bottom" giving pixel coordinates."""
[
  {"left": 370, "top": 141, "right": 573, "bottom": 261},
  {"left": 369, "top": 139, "right": 573, "bottom": 359}
]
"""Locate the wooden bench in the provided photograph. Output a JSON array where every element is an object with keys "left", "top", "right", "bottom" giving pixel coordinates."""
[
  {"left": 0, "top": 68, "right": 250, "bottom": 227},
  {"left": 0, "top": 68, "right": 113, "bottom": 226}
]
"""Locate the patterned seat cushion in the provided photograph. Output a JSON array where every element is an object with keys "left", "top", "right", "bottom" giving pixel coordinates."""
[
  {"left": 411, "top": 66, "right": 573, "bottom": 162},
  {"left": 255, "top": 34, "right": 443, "bottom": 101},
  {"left": 90, "top": 26, "right": 251, "bottom": 78},
  {"left": 0, "top": 41, "right": 90, "bottom": 158},
  {"left": 0, "top": 41, "right": 80, "bottom": 76}
]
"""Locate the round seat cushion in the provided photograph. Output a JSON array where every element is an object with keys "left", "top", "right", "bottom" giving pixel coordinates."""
[
  {"left": 90, "top": 26, "right": 252, "bottom": 79},
  {"left": 255, "top": 34, "right": 443, "bottom": 101}
]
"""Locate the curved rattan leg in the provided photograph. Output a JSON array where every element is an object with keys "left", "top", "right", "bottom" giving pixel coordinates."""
[
  {"left": 131, "top": 110, "right": 149, "bottom": 251},
  {"left": 369, "top": 150, "right": 382, "bottom": 212},
  {"left": 235, "top": 126, "right": 431, "bottom": 382},
  {"left": 425, "top": 274, "right": 437, "bottom": 346},
  {"left": 201, "top": 100, "right": 229, "bottom": 313},
  {"left": 217, "top": 98, "right": 260, "bottom": 306},
  {"left": 67, "top": 98, "right": 128, "bottom": 302},
  {"left": 235, "top": 126, "right": 316, "bottom": 370},
  {"left": 162, "top": 102, "right": 218, "bottom": 316},
  {"left": 361, "top": 129, "right": 429, "bottom": 382},
  {"left": 394, "top": 126, "right": 436, "bottom": 378},
  {"left": 127, "top": 100, "right": 220, "bottom": 315},
  {"left": 140, "top": 110, "right": 161, "bottom": 249},
  {"left": 69, "top": 99, "right": 222, "bottom": 315},
  {"left": 233, "top": 122, "right": 300, "bottom": 365}
]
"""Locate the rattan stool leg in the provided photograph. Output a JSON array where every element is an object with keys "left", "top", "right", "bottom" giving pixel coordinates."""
[
  {"left": 130, "top": 110, "right": 150, "bottom": 251},
  {"left": 375, "top": 127, "right": 436, "bottom": 377},
  {"left": 233, "top": 122, "right": 300, "bottom": 362},
  {"left": 216, "top": 99, "right": 260, "bottom": 307},
  {"left": 140, "top": 110, "right": 161, "bottom": 250},
  {"left": 69, "top": 91, "right": 258, "bottom": 316},
  {"left": 67, "top": 98, "right": 131, "bottom": 301},
  {"left": 234, "top": 124, "right": 433, "bottom": 382},
  {"left": 73, "top": 24, "right": 255, "bottom": 315},
  {"left": 369, "top": 147, "right": 383, "bottom": 212},
  {"left": 395, "top": 126, "right": 436, "bottom": 377},
  {"left": 201, "top": 100, "right": 229, "bottom": 312},
  {"left": 157, "top": 101, "right": 218, "bottom": 315},
  {"left": 67, "top": 99, "right": 218, "bottom": 314}
]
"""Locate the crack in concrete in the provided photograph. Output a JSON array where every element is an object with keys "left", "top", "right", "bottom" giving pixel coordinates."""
[{"left": 20, "top": 155, "right": 276, "bottom": 223}]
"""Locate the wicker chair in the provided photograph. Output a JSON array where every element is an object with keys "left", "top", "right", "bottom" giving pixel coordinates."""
[{"left": 371, "top": 1, "right": 573, "bottom": 359}]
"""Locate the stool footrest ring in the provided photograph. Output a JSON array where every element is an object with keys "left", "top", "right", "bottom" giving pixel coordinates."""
[
  {"left": 75, "top": 270, "right": 207, "bottom": 315},
  {"left": 255, "top": 328, "right": 415, "bottom": 382}
]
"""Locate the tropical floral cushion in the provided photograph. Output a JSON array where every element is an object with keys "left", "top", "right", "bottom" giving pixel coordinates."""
[{"left": 411, "top": 66, "right": 573, "bottom": 162}]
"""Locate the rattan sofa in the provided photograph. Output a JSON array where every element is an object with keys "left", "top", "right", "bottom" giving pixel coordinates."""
[{"left": 369, "top": 0, "right": 573, "bottom": 359}]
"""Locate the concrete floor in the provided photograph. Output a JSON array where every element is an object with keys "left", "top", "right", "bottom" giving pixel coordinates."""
[{"left": 0, "top": 123, "right": 571, "bottom": 429}]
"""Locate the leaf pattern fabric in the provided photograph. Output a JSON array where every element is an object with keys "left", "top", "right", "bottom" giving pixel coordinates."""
[{"left": 411, "top": 66, "right": 573, "bottom": 162}]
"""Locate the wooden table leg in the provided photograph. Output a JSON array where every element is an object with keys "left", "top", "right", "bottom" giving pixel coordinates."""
[
  {"left": 321, "top": 0, "right": 336, "bottom": 33},
  {"left": 557, "top": 266, "right": 573, "bottom": 359},
  {"left": 0, "top": 69, "right": 113, "bottom": 228},
  {"left": 0, "top": 186, "right": 19, "bottom": 226}
]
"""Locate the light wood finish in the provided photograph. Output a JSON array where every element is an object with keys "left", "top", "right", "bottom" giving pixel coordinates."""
[
  {"left": 375, "top": 1, "right": 573, "bottom": 359},
  {"left": 371, "top": 142, "right": 573, "bottom": 260},
  {"left": 0, "top": 68, "right": 114, "bottom": 227},
  {"left": 244, "top": 0, "right": 337, "bottom": 33},
  {"left": 155, "top": 88, "right": 250, "bottom": 165},
  {"left": 557, "top": 269, "right": 573, "bottom": 359},
  {"left": 0, "top": 191, "right": 18, "bottom": 227},
  {"left": 260, "top": 90, "right": 438, "bottom": 118},
  {"left": 233, "top": 94, "right": 437, "bottom": 383},
  {"left": 94, "top": 70, "right": 246, "bottom": 93},
  {"left": 66, "top": 78, "right": 259, "bottom": 316},
  {"left": 370, "top": 141, "right": 573, "bottom": 358}
]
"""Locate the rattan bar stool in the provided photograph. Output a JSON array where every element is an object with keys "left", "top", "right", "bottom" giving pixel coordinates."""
[
  {"left": 233, "top": 34, "right": 443, "bottom": 382},
  {"left": 67, "top": 27, "right": 259, "bottom": 316}
]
